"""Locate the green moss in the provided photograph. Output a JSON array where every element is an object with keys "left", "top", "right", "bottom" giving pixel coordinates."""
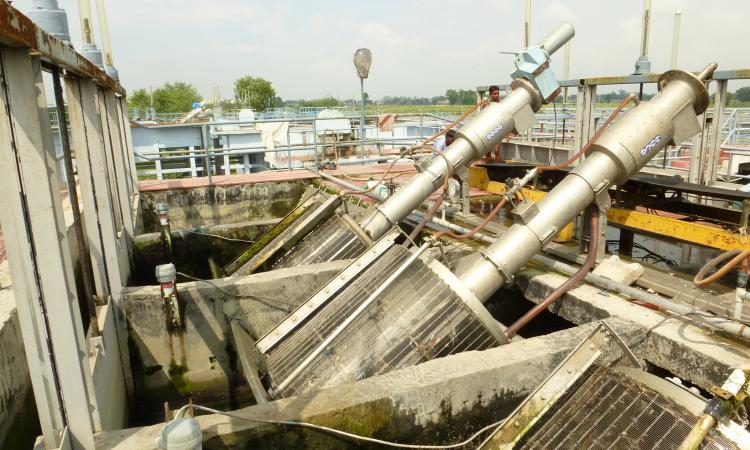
[
  {"left": 223, "top": 197, "right": 319, "bottom": 274},
  {"left": 168, "top": 362, "right": 189, "bottom": 391},
  {"left": 203, "top": 390, "right": 524, "bottom": 449}
]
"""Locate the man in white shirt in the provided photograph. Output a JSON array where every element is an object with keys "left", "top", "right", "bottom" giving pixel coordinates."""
[{"left": 434, "top": 129, "right": 456, "bottom": 154}]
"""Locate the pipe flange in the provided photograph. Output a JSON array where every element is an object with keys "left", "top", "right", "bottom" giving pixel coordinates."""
[
  {"left": 657, "top": 69, "right": 710, "bottom": 115},
  {"left": 479, "top": 248, "right": 514, "bottom": 284},
  {"left": 510, "top": 78, "right": 543, "bottom": 112}
]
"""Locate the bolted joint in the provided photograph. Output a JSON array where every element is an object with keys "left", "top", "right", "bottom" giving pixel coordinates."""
[{"left": 703, "top": 396, "right": 728, "bottom": 420}]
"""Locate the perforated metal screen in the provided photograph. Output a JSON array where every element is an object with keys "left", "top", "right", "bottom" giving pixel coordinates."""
[
  {"left": 272, "top": 215, "right": 368, "bottom": 269},
  {"left": 266, "top": 244, "right": 500, "bottom": 398},
  {"left": 517, "top": 365, "right": 740, "bottom": 450}
]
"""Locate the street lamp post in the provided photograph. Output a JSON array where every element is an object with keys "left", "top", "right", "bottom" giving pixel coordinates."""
[{"left": 353, "top": 48, "right": 372, "bottom": 159}]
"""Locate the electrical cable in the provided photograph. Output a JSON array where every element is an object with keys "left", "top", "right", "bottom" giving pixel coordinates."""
[
  {"left": 336, "top": 104, "right": 480, "bottom": 195},
  {"left": 175, "top": 271, "right": 295, "bottom": 311},
  {"left": 172, "top": 403, "right": 507, "bottom": 449},
  {"left": 172, "top": 225, "right": 256, "bottom": 244},
  {"left": 432, "top": 197, "right": 510, "bottom": 242},
  {"left": 536, "top": 94, "right": 636, "bottom": 173}
]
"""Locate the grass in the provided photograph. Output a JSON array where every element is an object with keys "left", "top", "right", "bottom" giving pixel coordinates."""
[{"left": 365, "top": 104, "right": 475, "bottom": 115}]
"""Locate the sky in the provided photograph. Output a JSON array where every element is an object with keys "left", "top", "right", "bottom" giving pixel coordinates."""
[{"left": 12, "top": 0, "right": 750, "bottom": 100}]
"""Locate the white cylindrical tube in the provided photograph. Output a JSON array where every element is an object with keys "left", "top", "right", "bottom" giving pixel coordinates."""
[
  {"left": 94, "top": 0, "right": 114, "bottom": 66},
  {"left": 539, "top": 22, "right": 575, "bottom": 56}
]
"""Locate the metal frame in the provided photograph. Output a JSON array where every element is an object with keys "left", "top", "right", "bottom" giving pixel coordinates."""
[
  {"left": 256, "top": 228, "right": 402, "bottom": 353},
  {"left": 427, "top": 259, "right": 510, "bottom": 345},
  {"left": 479, "top": 321, "right": 642, "bottom": 449},
  {"left": 0, "top": 2, "right": 137, "bottom": 448}
]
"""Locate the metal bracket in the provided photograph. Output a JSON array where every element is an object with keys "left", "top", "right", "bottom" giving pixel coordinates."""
[
  {"left": 479, "top": 248, "right": 514, "bottom": 284},
  {"left": 338, "top": 211, "right": 375, "bottom": 247},
  {"left": 229, "top": 321, "right": 269, "bottom": 404},
  {"left": 511, "top": 200, "right": 539, "bottom": 225},
  {"left": 90, "top": 335, "right": 105, "bottom": 357}
]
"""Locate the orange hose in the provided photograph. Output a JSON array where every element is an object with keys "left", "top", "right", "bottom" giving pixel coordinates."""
[
  {"left": 505, "top": 204, "right": 600, "bottom": 337},
  {"left": 337, "top": 106, "right": 478, "bottom": 196},
  {"left": 537, "top": 95, "right": 636, "bottom": 173},
  {"left": 694, "top": 249, "right": 750, "bottom": 287},
  {"left": 432, "top": 196, "right": 511, "bottom": 241}
]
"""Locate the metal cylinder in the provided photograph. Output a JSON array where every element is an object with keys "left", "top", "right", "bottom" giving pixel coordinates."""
[
  {"left": 538, "top": 22, "right": 575, "bottom": 55},
  {"left": 460, "top": 67, "right": 713, "bottom": 303},
  {"left": 360, "top": 86, "right": 537, "bottom": 240},
  {"left": 26, "top": 0, "right": 71, "bottom": 44},
  {"left": 156, "top": 202, "right": 170, "bottom": 226}
]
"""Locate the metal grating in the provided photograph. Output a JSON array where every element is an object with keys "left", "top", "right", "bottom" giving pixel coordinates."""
[
  {"left": 266, "top": 244, "right": 500, "bottom": 398},
  {"left": 271, "top": 214, "right": 368, "bottom": 269},
  {"left": 231, "top": 198, "right": 325, "bottom": 276},
  {"left": 516, "top": 365, "right": 740, "bottom": 450}
]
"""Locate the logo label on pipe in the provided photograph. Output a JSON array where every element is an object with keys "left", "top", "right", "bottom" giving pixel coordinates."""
[
  {"left": 486, "top": 124, "right": 504, "bottom": 141},
  {"left": 639, "top": 135, "right": 662, "bottom": 157}
]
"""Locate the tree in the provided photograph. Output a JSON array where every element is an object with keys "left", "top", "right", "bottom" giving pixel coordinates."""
[
  {"left": 735, "top": 87, "right": 750, "bottom": 103},
  {"left": 446, "top": 89, "right": 477, "bottom": 105},
  {"left": 152, "top": 82, "right": 201, "bottom": 112},
  {"left": 129, "top": 88, "right": 151, "bottom": 110},
  {"left": 234, "top": 75, "right": 277, "bottom": 110},
  {"left": 299, "top": 96, "right": 342, "bottom": 107}
]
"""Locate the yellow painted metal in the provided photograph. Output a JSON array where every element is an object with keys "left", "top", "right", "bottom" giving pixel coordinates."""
[
  {"left": 607, "top": 208, "right": 750, "bottom": 251},
  {"left": 485, "top": 176, "right": 750, "bottom": 251},
  {"left": 468, "top": 166, "right": 490, "bottom": 191},
  {"left": 486, "top": 180, "right": 574, "bottom": 242}
]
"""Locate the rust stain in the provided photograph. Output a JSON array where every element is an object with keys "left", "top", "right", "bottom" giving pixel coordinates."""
[{"left": 0, "top": 2, "right": 125, "bottom": 95}]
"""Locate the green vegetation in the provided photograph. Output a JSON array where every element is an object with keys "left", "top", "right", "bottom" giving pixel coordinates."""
[
  {"left": 129, "top": 88, "right": 151, "bottom": 110},
  {"left": 234, "top": 75, "right": 278, "bottom": 110},
  {"left": 446, "top": 89, "right": 479, "bottom": 105},
  {"left": 128, "top": 79, "right": 750, "bottom": 115},
  {"left": 735, "top": 87, "right": 750, "bottom": 103},
  {"left": 152, "top": 82, "right": 201, "bottom": 113},
  {"left": 299, "top": 96, "right": 342, "bottom": 107}
]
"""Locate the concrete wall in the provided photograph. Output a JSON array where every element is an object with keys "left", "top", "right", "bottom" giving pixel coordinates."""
[
  {"left": 0, "top": 267, "right": 36, "bottom": 449},
  {"left": 95, "top": 319, "right": 645, "bottom": 449},
  {"left": 515, "top": 268, "right": 750, "bottom": 391},
  {"left": 121, "top": 260, "right": 348, "bottom": 415},
  {"left": 91, "top": 304, "right": 128, "bottom": 431},
  {"left": 139, "top": 180, "right": 308, "bottom": 231}
]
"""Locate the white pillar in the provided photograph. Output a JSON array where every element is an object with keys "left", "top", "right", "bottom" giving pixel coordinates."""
[{"left": 0, "top": 48, "right": 97, "bottom": 450}]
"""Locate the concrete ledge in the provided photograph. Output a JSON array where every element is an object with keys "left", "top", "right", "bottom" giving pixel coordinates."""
[
  {"left": 0, "top": 285, "right": 35, "bottom": 449},
  {"left": 122, "top": 260, "right": 349, "bottom": 412},
  {"left": 516, "top": 267, "right": 750, "bottom": 391},
  {"left": 95, "top": 319, "right": 644, "bottom": 449},
  {"left": 139, "top": 180, "right": 309, "bottom": 230}
]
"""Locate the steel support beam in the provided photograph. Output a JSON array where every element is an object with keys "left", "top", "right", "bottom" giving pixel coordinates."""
[
  {"left": 705, "top": 80, "right": 728, "bottom": 185},
  {"left": 688, "top": 113, "right": 707, "bottom": 184},
  {"left": 574, "top": 84, "right": 596, "bottom": 153},
  {"left": 66, "top": 77, "right": 135, "bottom": 400},
  {"left": 0, "top": 48, "right": 96, "bottom": 450},
  {"left": 102, "top": 90, "right": 135, "bottom": 259},
  {"left": 115, "top": 96, "right": 139, "bottom": 193}
]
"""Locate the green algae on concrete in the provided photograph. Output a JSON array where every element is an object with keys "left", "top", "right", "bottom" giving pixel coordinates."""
[
  {"left": 200, "top": 392, "right": 524, "bottom": 450},
  {"left": 223, "top": 192, "right": 326, "bottom": 275}
]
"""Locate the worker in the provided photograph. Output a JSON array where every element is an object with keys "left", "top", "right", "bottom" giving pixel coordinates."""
[
  {"left": 433, "top": 129, "right": 456, "bottom": 154},
  {"left": 481, "top": 85, "right": 504, "bottom": 163},
  {"left": 486, "top": 85, "right": 502, "bottom": 105}
]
